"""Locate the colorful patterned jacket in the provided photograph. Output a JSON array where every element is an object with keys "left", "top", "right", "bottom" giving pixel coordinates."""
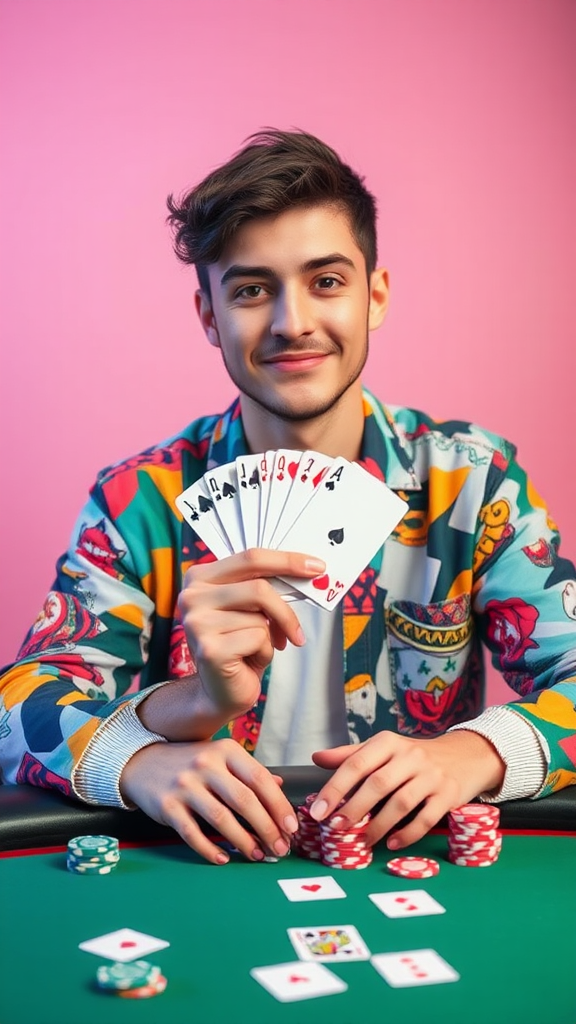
[{"left": 1, "top": 390, "right": 575, "bottom": 797}]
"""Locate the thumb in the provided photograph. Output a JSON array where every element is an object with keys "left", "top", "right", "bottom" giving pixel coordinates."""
[{"left": 312, "top": 744, "right": 356, "bottom": 768}]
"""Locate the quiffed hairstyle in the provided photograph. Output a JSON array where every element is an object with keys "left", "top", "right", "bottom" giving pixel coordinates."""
[{"left": 166, "top": 129, "right": 378, "bottom": 295}]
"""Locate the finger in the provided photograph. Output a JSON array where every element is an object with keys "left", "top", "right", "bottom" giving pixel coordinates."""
[
  {"left": 380, "top": 791, "right": 448, "bottom": 850},
  {"left": 223, "top": 748, "right": 299, "bottom": 839},
  {"left": 183, "top": 579, "right": 305, "bottom": 649},
  {"left": 335, "top": 752, "right": 418, "bottom": 827},
  {"left": 184, "top": 549, "right": 325, "bottom": 587},
  {"left": 311, "top": 745, "right": 356, "bottom": 768},
  {"left": 159, "top": 799, "right": 234, "bottom": 866},
  {"left": 309, "top": 739, "right": 388, "bottom": 820}
]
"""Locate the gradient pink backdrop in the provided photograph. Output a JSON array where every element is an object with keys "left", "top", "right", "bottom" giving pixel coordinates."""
[{"left": 1, "top": 0, "right": 575, "bottom": 709}]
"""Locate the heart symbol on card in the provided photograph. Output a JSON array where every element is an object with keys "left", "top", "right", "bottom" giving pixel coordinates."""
[
  {"left": 120, "top": 941, "right": 137, "bottom": 948},
  {"left": 301, "top": 884, "right": 321, "bottom": 892},
  {"left": 289, "top": 975, "right": 309, "bottom": 984},
  {"left": 312, "top": 574, "right": 330, "bottom": 590},
  {"left": 288, "top": 461, "right": 299, "bottom": 479}
]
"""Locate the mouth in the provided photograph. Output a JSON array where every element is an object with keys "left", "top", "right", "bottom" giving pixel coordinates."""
[{"left": 260, "top": 351, "right": 331, "bottom": 373}]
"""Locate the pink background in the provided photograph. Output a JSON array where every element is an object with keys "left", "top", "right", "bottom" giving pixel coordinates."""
[{"left": 1, "top": 0, "right": 574, "bottom": 708}]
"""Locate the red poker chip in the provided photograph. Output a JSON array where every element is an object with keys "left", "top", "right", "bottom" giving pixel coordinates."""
[
  {"left": 448, "top": 854, "right": 499, "bottom": 867},
  {"left": 118, "top": 974, "right": 168, "bottom": 999},
  {"left": 386, "top": 856, "right": 440, "bottom": 878},
  {"left": 449, "top": 805, "right": 499, "bottom": 824}
]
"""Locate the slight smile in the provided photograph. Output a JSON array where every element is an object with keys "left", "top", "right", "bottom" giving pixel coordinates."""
[{"left": 261, "top": 353, "right": 331, "bottom": 372}]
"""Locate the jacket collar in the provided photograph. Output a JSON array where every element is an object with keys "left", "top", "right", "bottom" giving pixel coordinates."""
[{"left": 206, "top": 389, "right": 421, "bottom": 492}]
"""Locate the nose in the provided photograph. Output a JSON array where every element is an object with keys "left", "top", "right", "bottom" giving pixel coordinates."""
[{"left": 270, "top": 285, "right": 314, "bottom": 340}]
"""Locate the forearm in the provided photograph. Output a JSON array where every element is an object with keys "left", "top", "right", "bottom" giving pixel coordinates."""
[{"left": 135, "top": 674, "right": 240, "bottom": 741}]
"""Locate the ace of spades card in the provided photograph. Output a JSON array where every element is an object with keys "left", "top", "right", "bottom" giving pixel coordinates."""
[{"left": 275, "top": 457, "right": 408, "bottom": 609}]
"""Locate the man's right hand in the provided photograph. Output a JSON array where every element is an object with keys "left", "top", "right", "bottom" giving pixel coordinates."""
[
  {"left": 119, "top": 738, "right": 299, "bottom": 865},
  {"left": 177, "top": 548, "right": 326, "bottom": 721}
]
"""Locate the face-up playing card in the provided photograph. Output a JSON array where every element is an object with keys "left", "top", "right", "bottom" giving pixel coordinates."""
[
  {"left": 78, "top": 928, "right": 170, "bottom": 962},
  {"left": 257, "top": 450, "right": 275, "bottom": 545},
  {"left": 288, "top": 924, "right": 370, "bottom": 962},
  {"left": 202, "top": 463, "right": 244, "bottom": 551},
  {"left": 369, "top": 889, "right": 446, "bottom": 918},
  {"left": 250, "top": 961, "right": 348, "bottom": 1002},
  {"left": 370, "top": 949, "right": 460, "bottom": 987},
  {"left": 235, "top": 454, "right": 262, "bottom": 549},
  {"left": 276, "top": 459, "right": 408, "bottom": 609},
  {"left": 267, "top": 450, "right": 332, "bottom": 547},
  {"left": 277, "top": 876, "right": 347, "bottom": 902},
  {"left": 175, "top": 477, "right": 233, "bottom": 559},
  {"left": 259, "top": 449, "right": 297, "bottom": 548}
]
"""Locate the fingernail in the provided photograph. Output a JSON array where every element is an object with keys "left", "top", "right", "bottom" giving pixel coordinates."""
[
  {"left": 215, "top": 852, "right": 229, "bottom": 865},
  {"left": 295, "top": 626, "right": 306, "bottom": 646},
  {"left": 387, "top": 837, "right": 400, "bottom": 850},
  {"left": 305, "top": 557, "right": 326, "bottom": 573},
  {"left": 309, "top": 798, "right": 328, "bottom": 820},
  {"left": 284, "top": 813, "right": 298, "bottom": 833},
  {"left": 274, "top": 838, "right": 290, "bottom": 856},
  {"left": 251, "top": 848, "right": 265, "bottom": 861}
]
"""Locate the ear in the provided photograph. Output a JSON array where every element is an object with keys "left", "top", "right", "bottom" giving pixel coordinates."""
[
  {"left": 194, "top": 289, "right": 221, "bottom": 348},
  {"left": 367, "top": 268, "right": 390, "bottom": 331}
]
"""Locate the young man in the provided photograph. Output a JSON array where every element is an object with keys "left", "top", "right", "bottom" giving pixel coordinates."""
[{"left": 1, "top": 130, "right": 575, "bottom": 865}]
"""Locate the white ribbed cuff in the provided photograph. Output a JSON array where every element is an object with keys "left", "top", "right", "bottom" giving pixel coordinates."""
[
  {"left": 72, "top": 684, "right": 168, "bottom": 809},
  {"left": 448, "top": 705, "right": 549, "bottom": 802}
]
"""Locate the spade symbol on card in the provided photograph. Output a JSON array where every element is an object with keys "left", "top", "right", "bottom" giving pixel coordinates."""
[
  {"left": 183, "top": 501, "right": 199, "bottom": 521},
  {"left": 248, "top": 469, "right": 260, "bottom": 488},
  {"left": 328, "top": 528, "right": 344, "bottom": 546},
  {"left": 222, "top": 483, "right": 236, "bottom": 499},
  {"left": 325, "top": 466, "right": 344, "bottom": 491},
  {"left": 198, "top": 496, "right": 214, "bottom": 513}
]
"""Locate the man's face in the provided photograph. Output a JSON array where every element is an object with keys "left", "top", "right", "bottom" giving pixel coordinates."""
[{"left": 197, "top": 204, "right": 388, "bottom": 423}]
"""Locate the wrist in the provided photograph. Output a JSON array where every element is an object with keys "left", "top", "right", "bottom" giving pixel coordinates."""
[
  {"left": 136, "top": 675, "right": 240, "bottom": 741},
  {"left": 435, "top": 729, "right": 506, "bottom": 794}
]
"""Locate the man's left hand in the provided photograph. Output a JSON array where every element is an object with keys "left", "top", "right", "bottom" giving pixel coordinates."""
[{"left": 310, "top": 731, "right": 506, "bottom": 850}]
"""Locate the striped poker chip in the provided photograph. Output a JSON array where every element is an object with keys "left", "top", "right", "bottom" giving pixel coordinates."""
[
  {"left": 449, "top": 804, "right": 500, "bottom": 825},
  {"left": 448, "top": 853, "right": 499, "bottom": 867},
  {"left": 324, "top": 858, "right": 372, "bottom": 870},
  {"left": 387, "top": 856, "right": 440, "bottom": 879},
  {"left": 97, "top": 961, "right": 160, "bottom": 991},
  {"left": 68, "top": 835, "right": 119, "bottom": 856},
  {"left": 117, "top": 973, "right": 168, "bottom": 999}
]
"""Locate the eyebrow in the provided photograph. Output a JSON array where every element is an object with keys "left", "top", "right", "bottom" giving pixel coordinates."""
[{"left": 220, "top": 253, "right": 356, "bottom": 286}]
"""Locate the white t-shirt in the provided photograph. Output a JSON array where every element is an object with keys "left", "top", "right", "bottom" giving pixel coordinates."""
[{"left": 253, "top": 601, "right": 349, "bottom": 766}]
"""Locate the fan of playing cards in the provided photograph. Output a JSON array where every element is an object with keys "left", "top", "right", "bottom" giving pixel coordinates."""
[{"left": 176, "top": 450, "right": 407, "bottom": 610}]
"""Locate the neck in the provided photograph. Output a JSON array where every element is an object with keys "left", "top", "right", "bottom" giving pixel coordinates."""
[{"left": 239, "top": 382, "right": 365, "bottom": 460}]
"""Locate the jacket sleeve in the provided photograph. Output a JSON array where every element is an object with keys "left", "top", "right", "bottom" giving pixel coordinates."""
[
  {"left": 470, "top": 452, "right": 576, "bottom": 797},
  {"left": 0, "top": 485, "right": 163, "bottom": 796}
]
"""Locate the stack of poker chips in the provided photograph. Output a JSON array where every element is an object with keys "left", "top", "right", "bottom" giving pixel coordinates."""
[
  {"left": 292, "top": 794, "right": 323, "bottom": 860},
  {"left": 319, "top": 811, "right": 373, "bottom": 870},
  {"left": 66, "top": 835, "right": 120, "bottom": 875},
  {"left": 447, "top": 803, "right": 502, "bottom": 867},
  {"left": 96, "top": 960, "right": 167, "bottom": 999},
  {"left": 292, "top": 793, "right": 373, "bottom": 869}
]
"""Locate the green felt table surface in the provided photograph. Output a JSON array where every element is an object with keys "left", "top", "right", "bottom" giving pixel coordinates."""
[{"left": 1, "top": 832, "right": 575, "bottom": 1024}]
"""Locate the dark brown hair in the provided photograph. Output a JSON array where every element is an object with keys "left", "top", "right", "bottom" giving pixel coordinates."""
[{"left": 166, "top": 129, "right": 378, "bottom": 295}]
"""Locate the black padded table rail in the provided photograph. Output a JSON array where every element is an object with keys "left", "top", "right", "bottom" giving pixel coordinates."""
[{"left": 1, "top": 769, "right": 575, "bottom": 852}]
